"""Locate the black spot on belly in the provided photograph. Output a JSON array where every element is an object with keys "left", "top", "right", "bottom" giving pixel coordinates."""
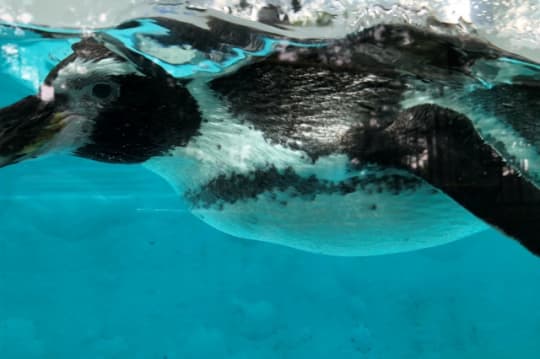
[{"left": 185, "top": 166, "right": 423, "bottom": 209}]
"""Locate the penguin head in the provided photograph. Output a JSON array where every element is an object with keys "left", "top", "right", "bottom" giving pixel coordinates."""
[{"left": 0, "top": 36, "right": 201, "bottom": 167}]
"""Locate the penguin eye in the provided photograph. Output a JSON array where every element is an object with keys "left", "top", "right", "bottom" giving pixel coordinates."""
[{"left": 92, "top": 83, "right": 113, "bottom": 99}]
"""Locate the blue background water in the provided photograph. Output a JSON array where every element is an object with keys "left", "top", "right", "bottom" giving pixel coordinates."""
[
  {"left": 1, "top": 24, "right": 540, "bottom": 359},
  {"left": 1, "top": 155, "right": 540, "bottom": 358}
]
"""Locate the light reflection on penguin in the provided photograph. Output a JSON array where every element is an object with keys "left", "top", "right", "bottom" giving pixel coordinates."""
[{"left": 1, "top": 15, "right": 539, "bottom": 256}]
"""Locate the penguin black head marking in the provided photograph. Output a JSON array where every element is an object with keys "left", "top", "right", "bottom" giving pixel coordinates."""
[{"left": 0, "top": 36, "right": 201, "bottom": 166}]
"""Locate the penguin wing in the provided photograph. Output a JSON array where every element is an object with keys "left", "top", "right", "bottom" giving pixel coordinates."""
[{"left": 383, "top": 104, "right": 540, "bottom": 257}]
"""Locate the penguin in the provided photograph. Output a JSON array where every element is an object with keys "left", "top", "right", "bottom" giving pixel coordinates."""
[{"left": 1, "top": 16, "right": 539, "bottom": 256}]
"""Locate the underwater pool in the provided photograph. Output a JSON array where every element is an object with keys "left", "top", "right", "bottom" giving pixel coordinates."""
[
  {"left": 1, "top": 157, "right": 540, "bottom": 358},
  {"left": 1, "top": 1, "right": 540, "bottom": 358}
]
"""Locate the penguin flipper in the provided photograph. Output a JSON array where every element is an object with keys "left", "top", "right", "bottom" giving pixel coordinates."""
[{"left": 360, "top": 104, "right": 540, "bottom": 256}]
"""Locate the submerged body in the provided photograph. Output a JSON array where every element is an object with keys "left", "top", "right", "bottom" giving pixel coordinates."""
[{"left": 1, "top": 13, "right": 540, "bottom": 256}]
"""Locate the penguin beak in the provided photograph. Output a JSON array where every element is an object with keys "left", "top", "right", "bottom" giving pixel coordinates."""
[{"left": 0, "top": 95, "right": 64, "bottom": 167}]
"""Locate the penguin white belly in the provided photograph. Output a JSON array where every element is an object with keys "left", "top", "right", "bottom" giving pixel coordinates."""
[
  {"left": 145, "top": 80, "right": 488, "bottom": 256},
  {"left": 189, "top": 178, "right": 488, "bottom": 256},
  {"left": 149, "top": 149, "right": 488, "bottom": 256}
]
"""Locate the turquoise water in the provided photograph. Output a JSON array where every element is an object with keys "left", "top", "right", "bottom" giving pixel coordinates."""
[
  {"left": 1, "top": 156, "right": 540, "bottom": 358},
  {"left": 1, "top": 16, "right": 540, "bottom": 359}
]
